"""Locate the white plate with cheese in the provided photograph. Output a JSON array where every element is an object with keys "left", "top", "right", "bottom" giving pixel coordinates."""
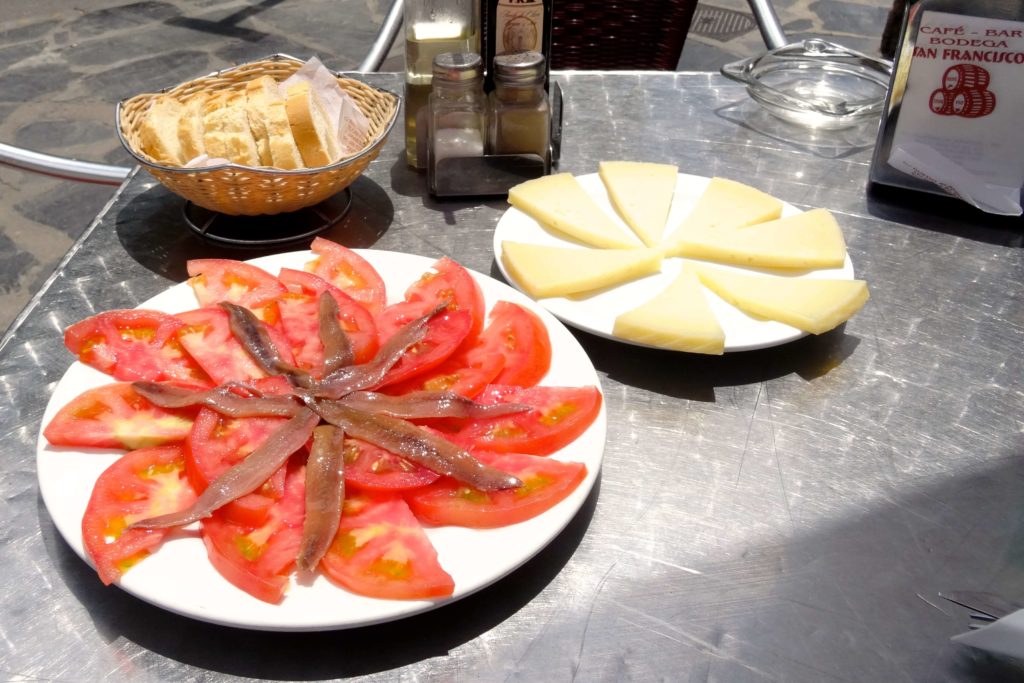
[{"left": 493, "top": 172, "right": 856, "bottom": 353}]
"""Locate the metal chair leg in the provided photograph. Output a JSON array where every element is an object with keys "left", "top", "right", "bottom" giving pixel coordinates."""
[
  {"left": 359, "top": 0, "right": 404, "bottom": 73},
  {"left": 0, "top": 142, "right": 130, "bottom": 186},
  {"left": 747, "top": 0, "right": 789, "bottom": 50}
]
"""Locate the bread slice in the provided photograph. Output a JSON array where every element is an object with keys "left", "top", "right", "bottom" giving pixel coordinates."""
[
  {"left": 138, "top": 96, "right": 186, "bottom": 164},
  {"left": 285, "top": 80, "right": 342, "bottom": 168},
  {"left": 177, "top": 94, "right": 207, "bottom": 162},
  {"left": 245, "top": 76, "right": 304, "bottom": 170},
  {"left": 202, "top": 92, "right": 260, "bottom": 166}
]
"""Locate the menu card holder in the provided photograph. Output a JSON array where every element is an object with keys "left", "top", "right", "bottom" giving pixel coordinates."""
[{"left": 869, "top": 2, "right": 1024, "bottom": 215}]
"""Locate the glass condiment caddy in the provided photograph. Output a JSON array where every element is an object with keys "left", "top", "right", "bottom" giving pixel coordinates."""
[
  {"left": 426, "top": 52, "right": 558, "bottom": 198},
  {"left": 427, "top": 52, "right": 487, "bottom": 195}
]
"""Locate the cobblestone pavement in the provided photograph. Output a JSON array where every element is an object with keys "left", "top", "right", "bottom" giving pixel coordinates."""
[{"left": 0, "top": 0, "right": 893, "bottom": 334}]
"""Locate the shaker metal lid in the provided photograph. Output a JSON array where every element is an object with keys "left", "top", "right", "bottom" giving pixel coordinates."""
[
  {"left": 432, "top": 52, "right": 483, "bottom": 81},
  {"left": 494, "top": 51, "right": 546, "bottom": 84}
]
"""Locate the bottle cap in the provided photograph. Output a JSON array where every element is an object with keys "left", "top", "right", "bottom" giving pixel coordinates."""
[
  {"left": 493, "top": 51, "right": 546, "bottom": 85},
  {"left": 432, "top": 52, "right": 483, "bottom": 82}
]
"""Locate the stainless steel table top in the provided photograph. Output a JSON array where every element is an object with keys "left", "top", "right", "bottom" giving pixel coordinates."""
[{"left": 2, "top": 72, "right": 1023, "bottom": 682}]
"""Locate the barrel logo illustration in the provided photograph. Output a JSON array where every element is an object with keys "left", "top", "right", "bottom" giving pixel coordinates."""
[{"left": 929, "top": 64, "right": 996, "bottom": 118}]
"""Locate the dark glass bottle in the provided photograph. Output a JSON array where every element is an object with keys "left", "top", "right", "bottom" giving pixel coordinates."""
[{"left": 482, "top": 0, "right": 553, "bottom": 91}]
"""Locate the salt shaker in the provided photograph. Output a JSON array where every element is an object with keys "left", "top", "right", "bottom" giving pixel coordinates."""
[
  {"left": 487, "top": 51, "right": 550, "bottom": 167},
  {"left": 427, "top": 52, "right": 486, "bottom": 193}
]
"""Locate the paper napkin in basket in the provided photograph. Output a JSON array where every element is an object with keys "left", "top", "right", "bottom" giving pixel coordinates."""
[{"left": 281, "top": 56, "right": 370, "bottom": 156}]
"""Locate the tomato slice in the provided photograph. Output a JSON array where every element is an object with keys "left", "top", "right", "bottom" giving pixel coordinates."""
[
  {"left": 82, "top": 444, "right": 198, "bottom": 584},
  {"left": 376, "top": 310, "right": 473, "bottom": 389},
  {"left": 201, "top": 459, "right": 305, "bottom": 604},
  {"left": 185, "top": 406, "right": 289, "bottom": 489},
  {"left": 186, "top": 258, "right": 286, "bottom": 310},
  {"left": 376, "top": 257, "right": 486, "bottom": 341},
  {"left": 320, "top": 494, "right": 454, "bottom": 600},
  {"left": 64, "top": 309, "right": 212, "bottom": 386},
  {"left": 276, "top": 268, "right": 379, "bottom": 370},
  {"left": 44, "top": 382, "right": 197, "bottom": 450},
  {"left": 304, "top": 238, "right": 386, "bottom": 315},
  {"left": 449, "top": 385, "right": 603, "bottom": 455},
  {"left": 476, "top": 302, "right": 551, "bottom": 387},
  {"left": 176, "top": 307, "right": 295, "bottom": 384},
  {"left": 386, "top": 301, "right": 549, "bottom": 395},
  {"left": 343, "top": 438, "right": 440, "bottom": 492},
  {"left": 185, "top": 406, "right": 290, "bottom": 526},
  {"left": 405, "top": 451, "right": 587, "bottom": 528},
  {"left": 382, "top": 347, "right": 505, "bottom": 398}
]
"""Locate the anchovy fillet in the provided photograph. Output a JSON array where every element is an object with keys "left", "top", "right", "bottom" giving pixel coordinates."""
[
  {"left": 318, "top": 292, "right": 355, "bottom": 375},
  {"left": 130, "top": 409, "right": 320, "bottom": 529},
  {"left": 338, "top": 390, "right": 532, "bottom": 420},
  {"left": 132, "top": 381, "right": 303, "bottom": 417},
  {"left": 314, "top": 400, "right": 522, "bottom": 491},
  {"left": 297, "top": 425, "right": 346, "bottom": 572}
]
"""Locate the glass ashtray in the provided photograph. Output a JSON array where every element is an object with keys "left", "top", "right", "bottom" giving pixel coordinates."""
[{"left": 722, "top": 39, "right": 893, "bottom": 129}]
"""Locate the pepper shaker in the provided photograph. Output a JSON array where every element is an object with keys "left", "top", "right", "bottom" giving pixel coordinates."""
[{"left": 487, "top": 51, "right": 551, "bottom": 168}]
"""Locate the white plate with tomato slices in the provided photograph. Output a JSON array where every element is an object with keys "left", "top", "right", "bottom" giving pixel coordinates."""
[{"left": 36, "top": 248, "right": 606, "bottom": 631}]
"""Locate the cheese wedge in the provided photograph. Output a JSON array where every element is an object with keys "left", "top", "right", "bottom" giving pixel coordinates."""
[
  {"left": 138, "top": 96, "right": 186, "bottom": 164},
  {"left": 246, "top": 76, "right": 304, "bottom": 170},
  {"left": 662, "top": 177, "right": 783, "bottom": 255},
  {"left": 673, "top": 208, "right": 847, "bottom": 270},
  {"left": 501, "top": 241, "right": 662, "bottom": 299},
  {"left": 692, "top": 265, "right": 869, "bottom": 334},
  {"left": 202, "top": 93, "right": 260, "bottom": 166},
  {"left": 599, "top": 161, "right": 678, "bottom": 247},
  {"left": 613, "top": 266, "right": 725, "bottom": 354},
  {"left": 177, "top": 94, "right": 207, "bottom": 162},
  {"left": 508, "top": 174, "right": 642, "bottom": 249}
]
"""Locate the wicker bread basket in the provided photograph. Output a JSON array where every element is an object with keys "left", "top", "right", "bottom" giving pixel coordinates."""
[{"left": 117, "top": 55, "right": 399, "bottom": 216}]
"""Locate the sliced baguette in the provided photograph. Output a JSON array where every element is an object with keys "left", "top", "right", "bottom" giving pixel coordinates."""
[
  {"left": 177, "top": 94, "right": 207, "bottom": 162},
  {"left": 202, "top": 92, "right": 260, "bottom": 166},
  {"left": 138, "top": 96, "right": 186, "bottom": 164},
  {"left": 245, "top": 76, "right": 304, "bottom": 170},
  {"left": 285, "top": 80, "right": 342, "bottom": 168}
]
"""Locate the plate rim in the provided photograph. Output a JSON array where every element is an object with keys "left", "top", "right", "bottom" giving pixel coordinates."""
[
  {"left": 36, "top": 248, "right": 607, "bottom": 631},
  {"left": 493, "top": 172, "right": 856, "bottom": 353}
]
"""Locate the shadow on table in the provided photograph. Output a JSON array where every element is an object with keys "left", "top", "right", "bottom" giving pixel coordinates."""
[
  {"left": 387, "top": 153, "right": 512, "bottom": 218},
  {"left": 42, "top": 476, "right": 600, "bottom": 679},
  {"left": 113, "top": 176, "right": 395, "bottom": 280},
  {"left": 552, "top": 455, "right": 1024, "bottom": 681},
  {"left": 578, "top": 326, "right": 860, "bottom": 402},
  {"left": 866, "top": 184, "right": 1024, "bottom": 248},
  {"left": 483, "top": 261, "right": 862, "bottom": 403}
]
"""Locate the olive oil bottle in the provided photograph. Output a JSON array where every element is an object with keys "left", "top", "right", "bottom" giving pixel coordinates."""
[{"left": 404, "top": 1, "right": 480, "bottom": 168}]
